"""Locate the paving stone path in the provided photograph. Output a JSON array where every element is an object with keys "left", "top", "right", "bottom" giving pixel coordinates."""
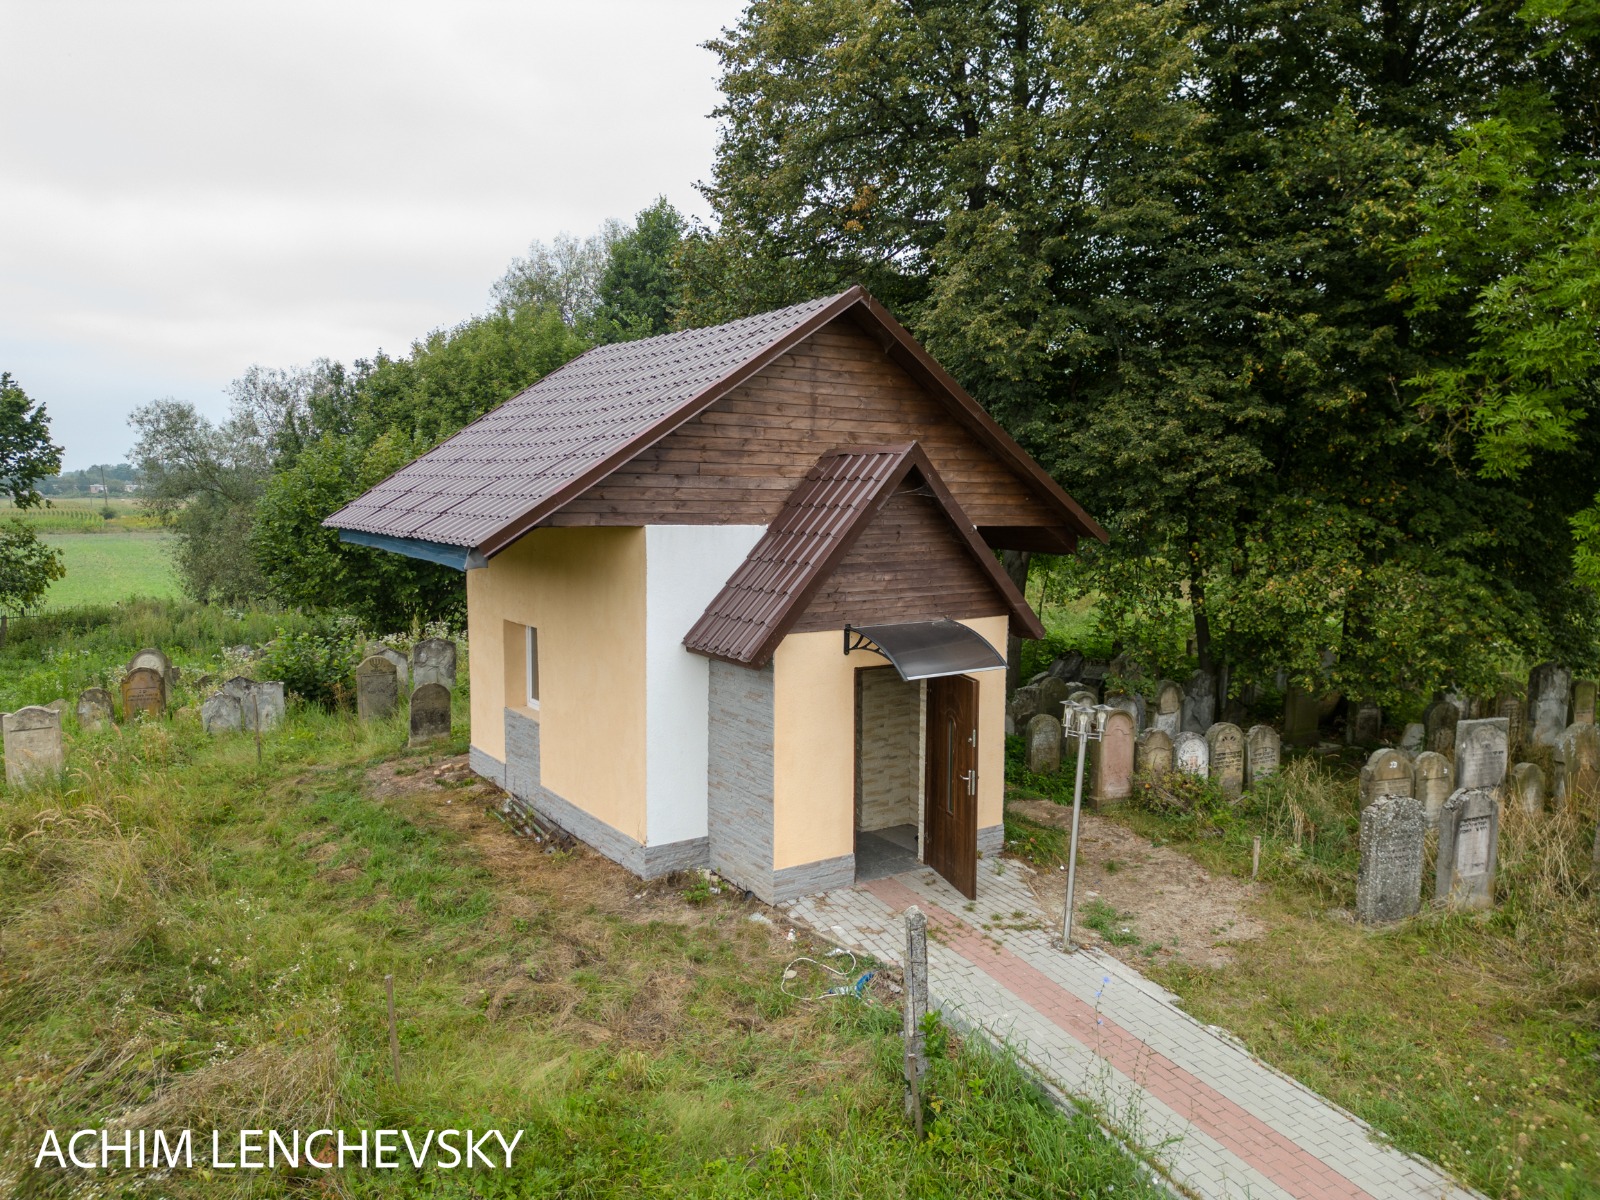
[{"left": 786, "top": 862, "right": 1481, "bottom": 1200}]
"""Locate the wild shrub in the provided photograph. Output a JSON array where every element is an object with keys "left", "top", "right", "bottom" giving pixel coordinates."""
[{"left": 254, "top": 616, "right": 365, "bottom": 708}]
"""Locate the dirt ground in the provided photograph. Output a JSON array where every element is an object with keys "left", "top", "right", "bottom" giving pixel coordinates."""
[{"left": 1009, "top": 798, "right": 1264, "bottom": 969}]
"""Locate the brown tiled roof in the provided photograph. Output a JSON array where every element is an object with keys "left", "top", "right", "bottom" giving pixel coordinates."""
[
  {"left": 325, "top": 292, "right": 848, "bottom": 548},
  {"left": 683, "top": 444, "right": 1043, "bottom": 667},
  {"left": 324, "top": 285, "right": 1105, "bottom": 555}
]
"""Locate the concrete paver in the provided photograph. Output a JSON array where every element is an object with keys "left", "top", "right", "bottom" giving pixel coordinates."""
[{"left": 786, "top": 860, "right": 1483, "bottom": 1200}]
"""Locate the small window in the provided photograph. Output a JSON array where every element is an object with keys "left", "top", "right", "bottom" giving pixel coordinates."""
[{"left": 525, "top": 625, "right": 540, "bottom": 709}]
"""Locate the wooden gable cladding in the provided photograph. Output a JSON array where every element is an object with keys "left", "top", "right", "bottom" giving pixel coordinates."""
[
  {"left": 790, "top": 484, "right": 1011, "bottom": 634},
  {"left": 545, "top": 318, "right": 1064, "bottom": 533}
]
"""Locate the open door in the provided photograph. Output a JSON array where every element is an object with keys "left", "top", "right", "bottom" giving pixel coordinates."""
[{"left": 925, "top": 674, "right": 979, "bottom": 899}]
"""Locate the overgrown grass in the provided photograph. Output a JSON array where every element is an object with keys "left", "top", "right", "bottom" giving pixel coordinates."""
[
  {"left": 1109, "top": 753, "right": 1600, "bottom": 1197},
  {"left": 0, "top": 611, "right": 1164, "bottom": 1198},
  {"left": 40, "top": 531, "right": 181, "bottom": 607}
]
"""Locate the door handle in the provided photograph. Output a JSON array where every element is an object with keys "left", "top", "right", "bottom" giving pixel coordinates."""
[{"left": 961, "top": 769, "right": 976, "bottom": 796}]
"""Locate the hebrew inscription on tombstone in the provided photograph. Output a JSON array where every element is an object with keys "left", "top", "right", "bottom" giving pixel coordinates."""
[
  {"left": 1436, "top": 787, "right": 1499, "bottom": 910},
  {"left": 409, "top": 683, "right": 452, "bottom": 746},
  {"left": 1135, "top": 728, "right": 1173, "bottom": 777},
  {"left": 1454, "top": 717, "right": 1510, "bottom": 791},
  {"left": 1526, "top": 661, "right": 1572, "bottom": 748},
  {"left": 121, "top": 667, "right": 166, "bottom": 719},
  {"left": 1356, "top": 794, "right": 1424, "bottom": 924},
  {"left": 1360, "top": 749, "right": 1414, "bottom": 810},
  {"left": 1172, "top": 731, "right": 1209, "bottom": 777},
  {"left": 1206, "top": 722, "right": 1245, "bottom": 799},
  {"left": 356, "top": 656, "right": 400, "bottom": 722},
  {"left": 1245, "top": 725, "right": 1281, "bottom": 787},
  {"left": 3, "top": 706, "right": 63, "bottom": 787}
]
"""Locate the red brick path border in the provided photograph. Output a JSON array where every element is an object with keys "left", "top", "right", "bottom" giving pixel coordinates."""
[{"left": 866, "top": 876, "right": 1376, "bottom": 1200}]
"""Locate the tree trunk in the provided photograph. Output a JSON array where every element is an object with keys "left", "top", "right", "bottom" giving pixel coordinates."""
[{"left": 1002, "top": 550, "right": 1032, "bottom": 695}]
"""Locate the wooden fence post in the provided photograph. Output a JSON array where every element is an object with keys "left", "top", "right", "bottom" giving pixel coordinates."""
[{"left": 902, "top": 906, "right": 928, "bottom": 1137}]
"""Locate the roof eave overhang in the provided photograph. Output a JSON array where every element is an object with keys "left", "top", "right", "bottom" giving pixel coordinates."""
[{"left": 338, "top": 529, "right": 487, "bottom": 571}]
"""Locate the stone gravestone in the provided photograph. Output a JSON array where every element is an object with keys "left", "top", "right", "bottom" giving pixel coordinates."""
[
  {"left": 1135, "top": 728, "right": 1173, "bottom": 777},
  {"left": 409, "top": 683, "right": 452, "bottom": 746},
  {"left": 1398, "top": 722, "right": 1426, "bottom": 754},
  {"left": 1025, "top": 714, "right": 1063, "bottom": 775},
  {"left": 1181, "top": 670, "right": 1216, "bottom": 734},
  {"left": 1206, "top": 722, "right": 1245, "bottom": 799},
  {"left": 1493, "top": 690, "right": 1524, "bottom": 754},
  {"left": 1422, "top": 697, "right": 1461, "bottom": 756},
  {"left": 1355, "top": 794, "right": 1424, "bottom": 924},
  {"left": 1573, "top": 679, "right": 1597, "bottom": 727},
  {"left": 1103, "top": 692, "right": 1146, "bottom": 733},
  {"left": 3, "top": 706, "right": 64, "bottom": 787},
  {"left": 1453, "top": 718, "right": 1509, "bottom": 791},
  {"left": 1092, "top": 710, "right": 1135, "bottom": 805},
  {"left": 128, "top": 647, "right": 171, "bottom": 677},
  {"left": 1557, "top": 723, "right": 1600, "bottom": 803},
  {"left": 1172, "top": 731, "right": 1209, "bottom": 777},
  {"left": 1007, "top": 684, "right": 1044, "bottom": 730},
  {"left": 1413, "top": 751, "right": 1453, "bottom": 828},
  {"left": 1360, "top": 748, "right": 1414, "bottom": 810},
  {"left": 412, "top": 638, "right": 458, "bottom": 691},
  {"left": 1245, "top": 724, "right": 1281, "bottom": 787},
  {"left": 76, "top": 687, "right": 114, "bottom": 730},
  {"left": 43, "top": 698, "right": 67, "bottom": 716},
  {"left": 1152, "top": 681, "right": 1183, "bottom": 736},
  {"left": 221, "top": 677, "right": 284, "bottom": 732},
  {"left": 1436, "top": 787, "right": 1499, "bottom": 910},
  {"left": 1526, "top": 661, "right": 1572, "bottom": 748},
  {"left": 1283, "top": 686, "right": 1320, "bottom": 747},
  {"left": 121, "top": 667, "right": 166, "bottom": 720},
  {"left": 1035, "top": 677, "right": 1072, "bottom": 724},
  {"left": 366, "top": 644, "right": 409, "bottom": 691},
  {"left": 200, "top": 692, "right": 243, "bottom": 734},
  {"left": 1347, "top": 702, "right": 1383, "bottom": 746},
  {"left": 356, "top": 655, "right": 400, "bottom": 722},
  {"left": 1509, "top": 762, "right": 1544, "bottom": 815}
]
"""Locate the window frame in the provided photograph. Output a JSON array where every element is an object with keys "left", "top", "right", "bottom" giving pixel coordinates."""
[{"left": 524, "top": 624, "right": 540, "bottom": 710}]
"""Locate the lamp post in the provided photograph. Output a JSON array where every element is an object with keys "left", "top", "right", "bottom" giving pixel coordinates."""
[{"left": 1060, "top": 700, "right": 1110, "bottom": 951}]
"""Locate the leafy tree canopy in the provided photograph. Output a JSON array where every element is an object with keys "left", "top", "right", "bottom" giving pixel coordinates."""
[{"left": 0, "top": 374, "right": 65, "bottom": 609}]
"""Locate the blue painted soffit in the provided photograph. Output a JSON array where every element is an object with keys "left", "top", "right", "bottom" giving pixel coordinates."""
[{"left": 338, "top": 530, "right": 487, "bottom": 571}]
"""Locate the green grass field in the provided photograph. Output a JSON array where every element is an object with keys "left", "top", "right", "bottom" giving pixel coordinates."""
[{"left": 39, "top": 531, "right": 180, "bottom": 607}]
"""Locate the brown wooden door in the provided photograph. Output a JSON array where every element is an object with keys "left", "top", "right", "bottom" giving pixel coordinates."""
[{"left": 925, "top": 674, "right": 980, "bottom": 898}]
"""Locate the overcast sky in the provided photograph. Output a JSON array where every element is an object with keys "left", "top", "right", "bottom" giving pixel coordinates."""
[{"left": 0, "top": 0, "right": 748, "bottom": 469}]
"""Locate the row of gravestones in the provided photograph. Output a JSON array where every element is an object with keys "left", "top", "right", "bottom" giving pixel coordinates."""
[
  {"left": 1023, "top": 706, "right": 1281, "bottom": 804},
  {"left": 355, "top": 638, "right": 457, "bottom": 746}
]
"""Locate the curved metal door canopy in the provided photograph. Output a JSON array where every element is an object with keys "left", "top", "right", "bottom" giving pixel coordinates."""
[{"left": 843, "top": 619, "right": 1006, "bottom": 682}]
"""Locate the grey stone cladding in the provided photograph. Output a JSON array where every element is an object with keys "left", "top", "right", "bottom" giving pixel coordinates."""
[
  {"left": 707, "top": 660, "right": 779, "bottom": 899},
  {"left": 977, "top": 824, "right": 1004, "bottom": 856},
  {"left": 771, "top": 853, "right": 855, "bottom": 901},
  {"left": 468, "top": 745, "right": 506, "bottom": 788},
  {"left": 505, "top": 708, "right": 540, "bottom": 801}
]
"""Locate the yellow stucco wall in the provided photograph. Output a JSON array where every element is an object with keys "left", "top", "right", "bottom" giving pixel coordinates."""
[
  {"left": 770, "top": 615, "right": 1009, "bottom": 871},
  {"left": 465, "top": 527, "right": 648, "bottom": 843}
]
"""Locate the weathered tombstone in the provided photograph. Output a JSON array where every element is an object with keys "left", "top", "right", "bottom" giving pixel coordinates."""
[
  {"left": 412, "top": 638, "right": 458, "bottom": 691},
  {"left": 1007, "top": 683, "right": 1044, "bottom": 729},
  {"left": 1135, "top": 728, "right": 1173, "bottom": 777},
  {"left": 1422, "top": 697, "right": 1461, "bottom": 756},
  {"left": 1436, "top": 787, "right": 1499, "bottom": 909},
  {"left": 1398, "top": 722, "right": 1426, "bottom": 754},
  {"left": 1034, "top": 677, "right": 1071, "bottom": 722},
  {"left": 1526, "top": 662, "right": 1572, "bottom": 748},
  {"left": 1025, "top": 713, "right": 1063, "bottom": 774},
  {"left": 43, "top": 699, "right": 68, "bottom": 717},
  {"left": 1413, "top": 751, "right": 1453, "bottom": 827},
  {"left": 1152, "top": 681, "right": 1183, "bottom": 736},
  {"left": 367, "top": 643, "right": 410, "bottom": 692},
  {"left": 1067, "top": 689, "right": 1097, "bottom": 709},
  {"left": 128, "top": 647, "right": 172, "bottom": 678},
  {"left": 1453, "top": 717, "right": 1509, "bottom": 791},
  {"left": 75, "top": 687, "right": 114, "bottom": 730},
  {"left": 2, "top": 706, "right": 63, "bottom": 787},
  {"left": 1573, "top": 679, "right": 1597, "bottom": 727},
  {"left": 1557, "top": 722, "right": 1600, "bottom": 803},
  {"left": 200, "top": 692, "right": 243, "bottom": 734},
  {"left": 1206, "top": 722, "right": 1245, "bottom": 799},
  {"left": 1347, "top": 702, "right": 1383, "bottom": 746},
  {"left": 219, "top": 677, "right": 284, "bottom": 732},
  {"left": 1490, "top": 689, "right": 1523, "bottom": 751},
  {"left": 1245, "top": 724, "right": 1281, "bottom": 787},
  {"left": 1355, "top": 794, "right": 1424, "bottom": 924},
  {"left": 121, "top": 667, "right": 166, "bottom": 719},
  {"left": 1092, "top": 710, "right": 1135, "bottom": 805},
  {"left": 1360, "top": 748, "right": 1414, "bottom": 810},
  {"left": 1181, "top": 670, "right": 1216, "bottom": 733},
  {"left": 356, "top": 656, "right": 400, "bottom": 722},
  {"left": 1283, "top": 686, "right": 1320, "bottom": 747},
  {"left": 1045, "top": 651, "right": 1085, "bottom": 683},
  {"left": 1103, "top": 691, "right": 1146, "bottom": 733},
  {"left": 1172, "top": 731, "right": 1209, "bottom": 777},
  {"left": 1510, "top": 762, "right": 1545, "bottom": 815},
  {"left": 409, "top": 683, "right": 452, "bottom": 746}
]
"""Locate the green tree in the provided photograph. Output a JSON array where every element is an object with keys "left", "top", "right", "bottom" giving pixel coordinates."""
[
  {"left": 0, "top": 374, "right": 65, "bottom": 610},
  {"left": 594, "top": 197, "right": 686, "bottom": 341}
]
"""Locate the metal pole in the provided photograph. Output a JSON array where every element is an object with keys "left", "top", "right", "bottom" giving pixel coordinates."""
[{"left": 1062, "top": 721, "right": 1089, "bottom": 951}]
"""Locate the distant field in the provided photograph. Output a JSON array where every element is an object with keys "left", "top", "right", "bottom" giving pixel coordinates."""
[
  {"left": 38, "top": 531, "right": 180, "bottom": 607},
  {"left": 0, "top": 497, "right": 161, "bottom": 533}
]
